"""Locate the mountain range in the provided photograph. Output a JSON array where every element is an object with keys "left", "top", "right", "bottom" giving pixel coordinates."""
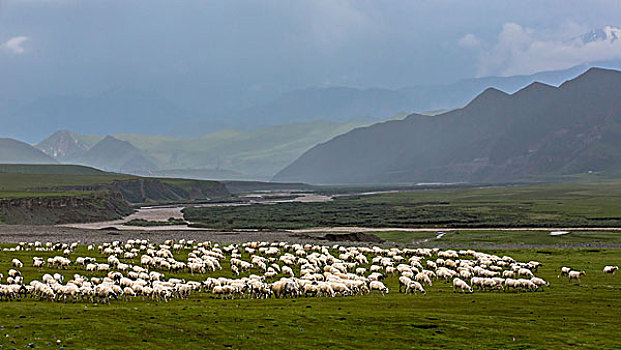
[
  {"left": 34, "top": 119, "right": 374, "bottom": 179},
  {"left": 4, "top": 61, "right": 620, "bottom": 142},
  {"left": 274, "top": 68, "right": 621, "bottom": 184}
]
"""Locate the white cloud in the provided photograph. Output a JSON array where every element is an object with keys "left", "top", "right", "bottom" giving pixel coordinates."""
[
  {"left": 3, "top": 36, "right": 29, "bottom": 54},
  {"left": 458, "top": 33, "right": 480, "bottom": 49},
  {"left": 466, "top": 23, "right": 621, "bottom": 77}
]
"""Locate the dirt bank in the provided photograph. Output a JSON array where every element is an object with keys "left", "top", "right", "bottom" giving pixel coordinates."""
[{"left": 0, "top": 192, "right": 133, "bottom": 225}]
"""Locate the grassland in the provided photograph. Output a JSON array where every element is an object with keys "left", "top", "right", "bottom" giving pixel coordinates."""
[
  {"left": 0, "top": 164, "right": 224, "bottom": 200},
  {"left": 0, "top": 243, "right": 618, "bottom": 349},
  {"left": 184, "top": 180, "right": 621, "bottom": 229},
  {"left": 0, "top": 164, "right": 132, "bottom": 199}
]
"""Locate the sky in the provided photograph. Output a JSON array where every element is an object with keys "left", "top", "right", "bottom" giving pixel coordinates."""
[{"left": 1, "top": 0, "right": 621, "bottom": 113}]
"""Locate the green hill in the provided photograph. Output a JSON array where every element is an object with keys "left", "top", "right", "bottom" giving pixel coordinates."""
[
  {"left": 0, "top": 164, "right": 229, "bottom": 203},
  {"left": 0, "top": 164, "right": 110, "bottom": 175}
]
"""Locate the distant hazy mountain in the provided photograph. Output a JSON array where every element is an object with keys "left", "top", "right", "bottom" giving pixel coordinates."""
[
  {"left": 275, "top": 68, "right": 621, "bottom": 184},
  {"left": 36, "top": 120, "right": 372, "bottom": 179},
  {"left": 115, "top": 120, "right": 372, "bottom": 179},
  {"left": 5, "top": 60, "right": 620, "bottom": 142},
  {"left": 72, "top": 136, "right": 159, "bottom": 174},
  {"left": 36, "top": 130, "right": 103, "bottom": 161},
  {"left": 0, "top": 138, "right": 57, "bottom": 165},
  {"left": 236, "top": 87, "right": 406, "bottom": 126},
  {"left": 233, "top": 63, "right": 621, "bottom": 128}
]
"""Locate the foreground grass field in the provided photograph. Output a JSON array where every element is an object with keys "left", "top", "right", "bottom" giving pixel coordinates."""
[
  {"left": 0, "top": 243, "right": 618, "bottom": 349},
  {"left": 185, "top": 180, "right": 621, "bottom": 229}
]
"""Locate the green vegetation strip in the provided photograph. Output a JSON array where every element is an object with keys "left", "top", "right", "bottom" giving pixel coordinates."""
[
  {"left": 184, "top": 180, "right": 621, "bottom": 229},
  {"left": 0, "top": 246, "right": 617, "bottom": 349},
  {"left": 125, "top": 218, "right": 188, "bottom": 227},
  {"left": 370, "top": 229, "right": 621, "bottom": 247}
]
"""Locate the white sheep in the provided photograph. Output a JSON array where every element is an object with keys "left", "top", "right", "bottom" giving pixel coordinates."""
[
  {"left": 405, "top": 281, "right": 425, "bottom": 295},
  {"left": 398, "top": 276, "right": 411, "bottom": 293},
  {"left": 603, "top": 266, "right": 618, "bottom": 274},
  {"left": 452, "top": 278, "right": 473, "bottom": 293},
  {"left": 530, "top": 277, "right": 549, "bottom": 290},
  {"left": 568, "top": 270, "right": 586, "bottom": 282},
  {"left": 369, "top": 281, "right": 389, "bottom": 295},
  {"left": 517, "top": 268, "right": 534, "bottom": 278}
]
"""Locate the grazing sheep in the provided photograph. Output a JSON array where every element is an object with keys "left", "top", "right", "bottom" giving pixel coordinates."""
[
  {"left": 530, "top": 277, "right": 550, "bottom": 291},
  {"left": 452, "top": 278, "right": 473, "bottom": 293},
  {"left": 568, "top": 270, "right": 586, "bottom": 282},
  {"left": 501, "top": 270, "right": 513, "bottom": 278},
  {"left": 369, "top": 281, "right": 389, "bottom": 295},
  {"left": 282, "top": 266, "right": 294, "bottom": 278},
  {"left": 603, "top": 266, "right": 618, "bottom": 274},
  {"left": 518, "top": 279, "right": 538, "bottom": 292},
  {"left": 398, "top": 276, "right": 412, "bottom": 293},
  {"left": 415, "top": 272, "right": 433, "bottom": 287},
  {"left": 405, "top": 281, "right": 425, "bottom": 296},
  {"left": 11, "top": 259, "right": 23, "bottom": 268},
  {"left": 303, "top": 284, "right": 319, "bottom": 297},
  {"left": 517, "top": 268, "right": 534, "bottom": 278}
]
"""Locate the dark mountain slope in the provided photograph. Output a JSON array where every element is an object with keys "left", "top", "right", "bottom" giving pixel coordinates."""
[{"left": 274, "top": 68, "right": 621, "bottom": 184}]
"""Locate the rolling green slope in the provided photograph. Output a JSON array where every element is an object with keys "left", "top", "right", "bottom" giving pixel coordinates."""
[{"left": 0, "top": 164, "right": 111, "bottom": 175}]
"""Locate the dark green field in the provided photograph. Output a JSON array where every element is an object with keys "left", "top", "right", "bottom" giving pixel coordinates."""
[
  {"left": 184, "top": 180, "right": 621, "bottom": 229},
  {"left": 0, "top": 244, "right": 618, "bottom": 349},
  {"left": 356, "top": 229, "right": 621, "bottom": 247}
]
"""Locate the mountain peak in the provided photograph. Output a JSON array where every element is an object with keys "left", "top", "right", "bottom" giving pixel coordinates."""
[
  {"left": 36, "top": 129, "right": 91, "bottom": 161},
  {"left": 513, "top": 81, "right": 556, "bottom": 96},
  {"left": 464, "top": 87, "right": 509, "bottom": 108},
  {"left": 560, "top": 67, "right": 621, "bottom": 88},
  {"left": 580, "top": 25, "right": 621, "bottom": 44},
  {"left": 95, "top": 136, "right": 139, "bottom": 151}
]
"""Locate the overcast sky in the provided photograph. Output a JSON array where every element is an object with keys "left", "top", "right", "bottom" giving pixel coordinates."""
[{"left": 1, "top": 0, "right": 621, "bottom": 101}]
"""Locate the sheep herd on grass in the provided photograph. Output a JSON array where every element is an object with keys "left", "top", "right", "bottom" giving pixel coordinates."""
[{"left": 0, "top": 240, "right": 615, "bottom": 303}]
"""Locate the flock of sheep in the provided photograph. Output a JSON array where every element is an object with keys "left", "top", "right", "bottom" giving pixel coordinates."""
[{"left": 0, "top": 239, "right": 617, "bottom": 303}]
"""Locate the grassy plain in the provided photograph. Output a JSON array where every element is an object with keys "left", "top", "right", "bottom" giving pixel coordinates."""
[
  {"left": 367, "top": 229, "right": 621, "bottom": 247},
  {"left": 0, "top": 242, "right": 618, "bottom": 349},
  {"left": 185, "top": 180, "right": 621, "bottom": 229}
]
